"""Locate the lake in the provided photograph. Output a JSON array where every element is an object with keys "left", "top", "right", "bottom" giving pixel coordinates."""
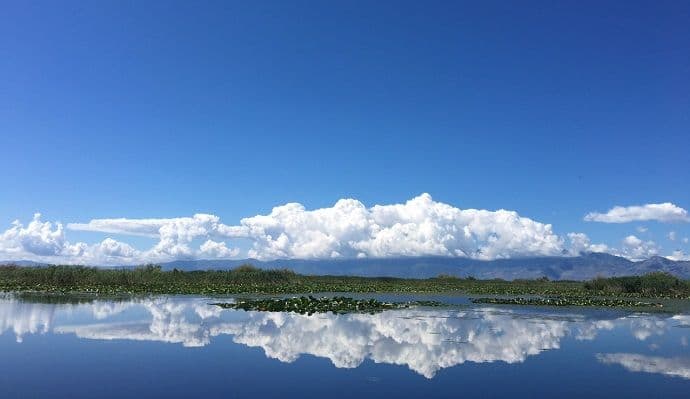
[{"left": 1, "top": 293, "right": 689, "bottom": 398}]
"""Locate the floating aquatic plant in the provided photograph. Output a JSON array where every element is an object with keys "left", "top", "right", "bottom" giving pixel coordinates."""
[{"left": 212, "top": 296, "right": 444, "bottom": 315}]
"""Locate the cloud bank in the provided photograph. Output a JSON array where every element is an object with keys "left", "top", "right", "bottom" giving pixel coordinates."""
[
  {"left": 1, "top": 194, "right": 685, "bottom": 265},
  {"left": 585, "top": 203, "right": 689, "bottom": 223},
  {"left": 66, "top": 193, "right": 574, "bottom": 263},
  {"left": 232, "top": 193, "right": 568, "bottom": 260},
  {"left": 0, "top": 213, "right": 238, "bottom": 265}
]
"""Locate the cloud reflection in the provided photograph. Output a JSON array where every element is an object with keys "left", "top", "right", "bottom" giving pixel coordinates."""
[
  {"left": 1, "top": 295, "right": 688, "bottom": 378},
  {"left": 597, "top": 353, "right": 690, "bottom": 380},
  {"left": 0, "top": 294, "right": 56, "bottom": 343}
]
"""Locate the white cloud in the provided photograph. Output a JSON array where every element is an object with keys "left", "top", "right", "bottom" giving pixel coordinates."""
[
  {"left": 95, "top": 238, "right": 138, "bottom": 258},
  {"left": 668, "top": 231, "right": 677, "bottom": 241},
  {"left": 198, "top": 240, "right": 240, "bottom": 259},
  {"left": 69, "top": 214, "right": 244, "bottom": 261},
  {"left": 566, "top": 233, "right": 608, "bottom": 254},
  {"left": 618, "top": 235, "right": 659, "bottom": 260},
  {"left": 0, "top": 214, "right": 240, "bottom": 265},
  {"left": 584, "top": 203, "right": 689, "bottom": 223},
  {"left": 636, "top": 226, "right": 648, "bottom": 233},
  {"left": 64, "top": 194, "right": 567, "bottom": 261},
  {"left": 0, "top": 214, "right": 137, "bottom": 264},
  {"left": 668, "top": 250, "right": 690, "bottom": 261},
  {"left": 0, "top": 213, "right": 66, "bottom": 256},
  {"left": 3, "top": 195, "right": 687, "bottom": 264},
  {"left": 684, "top": 237, "right": 689, "bottom": 244},
  {"left": 233, "top": 193, "right": 566, "bottom": 260}
]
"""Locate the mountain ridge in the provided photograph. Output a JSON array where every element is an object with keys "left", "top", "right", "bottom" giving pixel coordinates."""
[
  {"left": 161, "top": 253, "right": 690, "bottom": 280},
  {"left": 3, "top": 254, "right": 689, "bottom": 280}
]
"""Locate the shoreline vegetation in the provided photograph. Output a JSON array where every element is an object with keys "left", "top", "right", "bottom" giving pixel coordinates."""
[{"left": 1, "top": 264, "right": 689, "bottom": 310}]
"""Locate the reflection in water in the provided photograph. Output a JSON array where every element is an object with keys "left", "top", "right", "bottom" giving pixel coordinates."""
[
  {"left": 0, "top": 295, "right": 55, "bottom": 343},
  {"left": 213, "top": 310, "right": 574, "bottom": 378},
  {"left": 57, "top": 299, "right": 223, "bottom": 348},
  {"left": 1, "top": 295, "right": 689, "bottom": 378},
  {"left": 597, "top": 353, "right": 690, "bottom": 380}
]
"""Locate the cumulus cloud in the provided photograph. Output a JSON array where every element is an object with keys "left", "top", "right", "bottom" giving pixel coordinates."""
[
  {"left": 0, "top": 214, "right": 137, "bottom": 264},
  {"left": 68, "top": 214, "right": 244, "bottom": 240},
  {"left": 618, "top": 235, "right": 659, "bottom": 260},
  {"left": 584, "top": 203, "right": 689, "bottom": 223},
  {"left": 95, "top": 238, "right": 138, "bottom": 258},
  {"left": 566, "top": 233, "right": 608, "bottom": 254},
  {"left": 69, "top": 214, "right": 244, "bottom": 261},
  {"left": 2, "top": 195, "right": 686, "bottom": 264},
  {"left": 198, "top": 240, "right": 240, "bottom": 258},
  {"left": 0, "top": 213, "right": 66, "bottom": 256},
  {"left": 0, "top": 214, "right": 240, "bottom": 265},
  {"left": 232, "top": 193, "right": 567, "bottom": 260},
  {"left": 669, "top": 250, "right": 690, "bottom": 261},
  {"left": 64, "top": 194, "right": 568, "bottom": 261}
]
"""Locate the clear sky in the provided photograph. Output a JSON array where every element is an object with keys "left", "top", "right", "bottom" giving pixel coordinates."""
[{"left": 1, "top": 1, "right": 689, "bottom": 265}]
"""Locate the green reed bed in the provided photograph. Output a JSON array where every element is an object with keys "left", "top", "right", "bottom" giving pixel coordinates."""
[{"left": 1, "top": 265, "right": 689, "bottom": 306}]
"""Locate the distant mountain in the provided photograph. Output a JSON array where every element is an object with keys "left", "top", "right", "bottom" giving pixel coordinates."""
[
  {"left": 4, "top": 254, "right": 689, "bottom": 280},
  {"left": 0, "top": 260, "right": 48, "bottom": 267},
  {"left": 161, "top": 253, "right": 690, "bottom": 280}
]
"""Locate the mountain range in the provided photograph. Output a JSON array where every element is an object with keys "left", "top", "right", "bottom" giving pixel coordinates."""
[
  {"left": 161, "top": 253, "right": 690, "bottom": 280},
  {"left": 3, "top": 253, "right": 689, "bottom": 280}
]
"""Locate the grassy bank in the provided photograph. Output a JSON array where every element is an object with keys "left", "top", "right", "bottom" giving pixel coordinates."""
[{"left": 1, "top": 264, "right": 689, "bottom": 300}]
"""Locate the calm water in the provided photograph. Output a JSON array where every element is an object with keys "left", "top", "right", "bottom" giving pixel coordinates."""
[{"left": 1, "top": 293, "right": 689, "bottom": 398}]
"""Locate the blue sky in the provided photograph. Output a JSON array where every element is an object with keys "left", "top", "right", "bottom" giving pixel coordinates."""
[{"left": 1, "top": 1, "right": 688, "bottom": 264}]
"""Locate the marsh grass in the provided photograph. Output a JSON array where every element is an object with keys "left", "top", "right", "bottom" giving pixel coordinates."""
[{"left": 0, "top": 265, "right": 688, "bottom": 301}]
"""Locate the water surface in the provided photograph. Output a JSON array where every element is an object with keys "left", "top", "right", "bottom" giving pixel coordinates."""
[{"left": 1, "top": 293, "right": 689, "bottom": 398}]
